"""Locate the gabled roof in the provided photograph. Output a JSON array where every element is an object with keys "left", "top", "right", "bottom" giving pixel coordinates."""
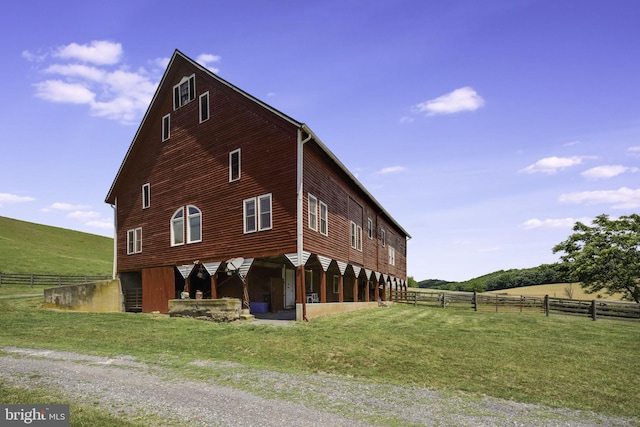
[{"left": 105, "top": 49, "right": 410, "bottom": 239}]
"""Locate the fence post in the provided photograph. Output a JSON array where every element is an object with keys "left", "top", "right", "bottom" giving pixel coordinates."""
[
  {"left": 414, "top": 292, "right": 417, "bottom": 306},
  {"left": 440, "top": 293, "right": 446, "bottom": 309},
  {"left": 473, "top": 291, "right": 478, "bottom": 311},
  {"left": 591, "top": 300, "right": 597, "bottom": 321},
  {"left": 495, "top": 294, "right": 499, "bottom": 312},
  {"left": 544, "top": 295, "right": 549, "bottom": 316},
  {"left": 30, "top": 274, "right": 35, "bottom": 288},
  {"left": 520, "top": 295, "right": 524, "bottom": 313}
]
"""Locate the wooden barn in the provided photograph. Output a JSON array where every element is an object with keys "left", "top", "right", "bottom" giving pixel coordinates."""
[{"left": 105, "top": 50, "right": 410, "bottom": 319}]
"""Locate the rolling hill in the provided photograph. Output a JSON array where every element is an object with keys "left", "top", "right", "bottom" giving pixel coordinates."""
[{"left": 0, "top": 216, "right": 113, "bottom": 276}]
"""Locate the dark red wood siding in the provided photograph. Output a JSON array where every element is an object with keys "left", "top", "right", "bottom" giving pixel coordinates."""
[
  {"left": 302, "top": 141, "right": 407, "bottom": 278},
  {"left": 110, "top": 56, "right": 298, "bottom": 273}
]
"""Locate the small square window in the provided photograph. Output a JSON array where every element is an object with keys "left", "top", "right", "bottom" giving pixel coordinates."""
[
  {"left": 127, "top": 227, "right": 142, "bottom": 254},
  {"left": 162, "top": 114, "right": 170, "bottom": 141}
]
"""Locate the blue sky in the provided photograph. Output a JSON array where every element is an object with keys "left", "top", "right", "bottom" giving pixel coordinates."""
[{"left": 1, "top": 1, "right": 639, "bottom": 281}]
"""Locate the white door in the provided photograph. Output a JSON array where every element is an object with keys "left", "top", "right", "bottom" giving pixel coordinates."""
[{"left": 285, "top": 269, "right": 295, "bottom": 309}]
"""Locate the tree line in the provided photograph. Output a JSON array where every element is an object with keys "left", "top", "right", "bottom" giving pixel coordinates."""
[{"left": 413, "top": 213, "right": 640, "bottom": 303}]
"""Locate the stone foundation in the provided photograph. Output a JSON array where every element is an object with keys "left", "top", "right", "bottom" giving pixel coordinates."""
[{"left": 168, "top": 298, "right": 245, "bottom": 322}]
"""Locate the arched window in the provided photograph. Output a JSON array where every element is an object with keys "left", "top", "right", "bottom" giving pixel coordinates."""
[
  {"left": 186, "top": 205, "right": 202, "bottom": 243},
  {"left": 171, "top": 207, "right": 184, "bottom": 246}
]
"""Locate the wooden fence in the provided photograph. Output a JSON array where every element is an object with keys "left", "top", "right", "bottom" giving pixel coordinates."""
[
  {"left": 393, "top": 290, "right": 640, "bottom": 321},
  {"left": 0, "top": 272, "right": 112, "bottom": 288}
]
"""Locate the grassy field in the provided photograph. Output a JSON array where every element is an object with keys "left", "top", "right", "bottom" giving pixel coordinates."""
[
  {"left": 0, "top": 216, "right": 112, "bottom": 275},
  {"left": 485, "top": 283, "right": 626, "bottom": 301},
  {"left": 0, "top": 297, "right": 638, "bottom": 422}
]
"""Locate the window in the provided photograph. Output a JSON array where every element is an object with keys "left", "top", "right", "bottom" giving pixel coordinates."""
[
  {"left": 244, "top": 194, "right": 272, "bottom": 233},
  {"left": 332, "top": 275, "right": 340, "bottom": 294},
  {"left": 308, "top": 194, "right": 318, "bottom": 231},
  {"left": 142, "top": 183, "right": 150, "bottom": 209},
  {"left": 127, "top": 227, "right": 142, "bottom": 255},
  {"left": 162, "top": 114, "right": 170, "bottom": 141},
  {"left": 350, "top": 221, "right": 362, "bottom": 251},
  {"left": 199, "top": 91, "right": 210, "bottom": 123},
  {"left": 367, "top": 218, "right": 373, "bottom": 239},
  {"left": 381, "top": 228, "right": 386, "bottom": 247},
  {"left": 389, "top": 246, "right": 396, "bottom": 266},
  {"left": 229, "top": 149, "right": 241, "bottom": 182},
  {"left": 173, "top": 74, "right": 195, "bottom": 109},
  {"left": 258, "top": 194, "right": 272, "bottom": 231},
  {"left": 171, "top": 207, "right": 184, "bottom": 246},
  {"left": 186, "top": 205, "right": 202, "bottom": 243},
  {"left": 319, "top": 201, "right": 328, "bottom": 236},
  {"left": 243, "top": 198, "right": 256, "bottom": 233}
]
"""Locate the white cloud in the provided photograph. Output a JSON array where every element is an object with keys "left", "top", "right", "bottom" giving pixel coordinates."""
[
  {"left": 581, "top": 165, "right": 638, "bottom": 180},
  {"left": 0, "top": 193, "right": 35, "bottom": 207},
  {"left": 519, "top": 156, "right": 590, "bottom": 174},
  {"left": 35, "top": 80, "right": 95, "bottom": 104},
  {"left": 28, "top": 42, "right": 221, "bottom": 124},
  {"left": 196, "top": 53, "right": 221, "bottom": 73},
  {"left": 628, "top": 146, "right": 640, "bottom": 156},
  {"left": 54, "top": 41, "right": 123, "bottom": 65},
  {"left": 86, "top": 219, "right": 113, "bottom": 230},
  {"left": 414, "top": 87, "right": 485, "bottom": 116},
  {"left": 559, "top": 187, "right": 640, "bottom": 209},
  {"left": 378, "top": 166, "right": 406, "bottom": 174},
  {"left": 399, "top": 116, "right": 414, "bottom": 124},
  {"left": 562, "top": 140, "right": 581, "bottom": 147},
  {"left": 67, "top": 210, "right": 101, "bottom": 221},
  {"left": 45, "top": 202, "right": 91, "bottom": 211},
  {"left": 521, "top": 217, "right": 589, "bottom": 230}
]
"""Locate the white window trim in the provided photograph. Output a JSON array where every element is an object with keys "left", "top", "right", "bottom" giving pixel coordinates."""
[
  {"left": 244, "top": 194, "right": 272, "bottom": 233},
  {"left": 171, "top": 207, "right": 184, "bottom": 246},
  {"left": 356, "top": 225, "right": 362, "bottom": 251},
  {"left": 162, "top": 114, "right": 170, "bottom": 141},
  {"left": 389, "top": 246, "right": 396, "bottom": 266},
  {"left": 243, "top": 197, "right": 257, "bottom": 234},
  {"left": 142, "top": 183, "right": 150, "bottom": 209},
  {"left": 173, "top": 74, "right": 195, "bottom": 110},
  {"left": 308, "top": 194, "right": 318, "bottom": 231},
  {"left": 319, "top": 201, "right": 328, "bottom": 236},
  {"left": 350, "top": 221, "right": 357, "bottom": 249},
  {"left": 127, "top": 227, "right": 142, "bottom": 255},
  {"left": 186, "top": 205, "right": 202, "bottom": 244},
  {"left": 258, "top": 193, "right": 272, "bottom": 231},
  {"left": 199, "top": 91, "right": 210, "bottom": 123},
  {"left": 229, "top": 149, "right": 241, "bottom": 182}
]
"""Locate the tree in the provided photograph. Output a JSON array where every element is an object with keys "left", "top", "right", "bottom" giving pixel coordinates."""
[
  {"left": 407, "top": 276, "right": 418, "bottom": 288},
  {"left": 553, "top": 214, "right": 640, "bottom": 303}
]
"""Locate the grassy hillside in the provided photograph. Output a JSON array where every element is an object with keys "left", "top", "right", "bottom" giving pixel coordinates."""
[
  {"left": 486, "top": 282, "right": 626, "bottom": 301},
  {"left": 0, "top": 216, "right": 112, "bottom": 276}
]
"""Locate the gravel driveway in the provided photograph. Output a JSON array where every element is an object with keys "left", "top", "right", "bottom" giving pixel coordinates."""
[{"left": 0, "top": 346, "right": 636, "bottom": 427}]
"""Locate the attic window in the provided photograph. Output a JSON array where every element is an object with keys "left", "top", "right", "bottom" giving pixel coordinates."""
[{"left": 173, "top": 74, "right": 195, "bottom": 110}]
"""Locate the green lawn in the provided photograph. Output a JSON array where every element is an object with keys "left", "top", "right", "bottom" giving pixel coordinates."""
[{"left": 1, "top": 298, "right": 638, "bottom": 420}]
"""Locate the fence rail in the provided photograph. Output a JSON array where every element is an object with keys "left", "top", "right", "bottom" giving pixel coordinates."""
[
  {"left": 0, "top": 272, "right": 112, "bottom": 288},
  {"left": 392, "top": 290, "right": 640, "bottom": 321}
]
